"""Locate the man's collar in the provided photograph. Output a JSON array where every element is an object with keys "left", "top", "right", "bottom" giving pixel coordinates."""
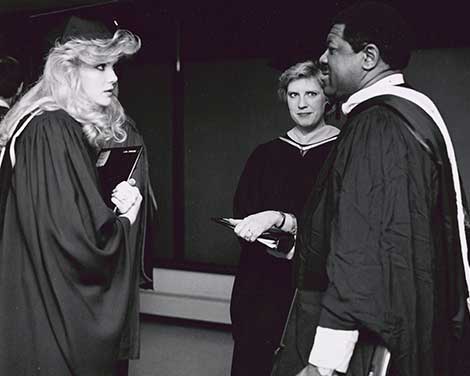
[
  {"left": 0, "top": 98, "right": 10, "bottom": 110},
  {"left": 341, "top": 73, "right": 405, "bottom": 115}
]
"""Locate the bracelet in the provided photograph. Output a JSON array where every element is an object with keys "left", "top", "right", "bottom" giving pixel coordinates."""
[{"left": 275, "top": 211, "right": 286, "bottom": 229}]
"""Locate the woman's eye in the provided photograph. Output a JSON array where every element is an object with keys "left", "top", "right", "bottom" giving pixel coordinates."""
[
  {"left": 306, "top": 92, "right": 317, "bottom": 97},
  {"left": 95, "top": 64, "right": 106, "bottom": 71},
  {"left": 288, "top": 93, "right": 298, "bottom": 98}
]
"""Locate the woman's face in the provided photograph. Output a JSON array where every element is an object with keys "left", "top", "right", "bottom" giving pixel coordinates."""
[
  {"left": 286, "top": 76, "right": 327, "bottom": 129},
  {"left": 78, "top": 61, "right": 117, "bottom": 107}
]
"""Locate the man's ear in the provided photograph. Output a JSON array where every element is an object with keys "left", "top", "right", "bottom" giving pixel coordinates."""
[{"left": 362, "top": 43, "right": 380, "bottom": 70}]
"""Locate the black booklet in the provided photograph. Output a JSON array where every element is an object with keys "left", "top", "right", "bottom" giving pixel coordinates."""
[
  {"left": 211, "top": 217, "right": 290, "bottom": 241},
  {"left": 211, "top": 216, "right": 294, "bottom": 253},
  {"left": 96, "top": 145, "right": 143, "bottom": 209}
]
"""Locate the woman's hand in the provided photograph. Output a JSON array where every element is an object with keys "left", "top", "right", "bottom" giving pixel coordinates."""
[
  {"left": 111, "top": 178, "right": 142, "bottom": 225},
  {"left": 234, "top": 210, "right": 284, "bottom": 242}
]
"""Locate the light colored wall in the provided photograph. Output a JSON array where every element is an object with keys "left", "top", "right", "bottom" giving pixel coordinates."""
[{"left": 141, "top": 268, "right": 234, "bottom": 324}]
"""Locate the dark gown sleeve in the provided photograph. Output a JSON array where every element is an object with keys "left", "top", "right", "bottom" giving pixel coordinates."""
[
  {"left": 0, "top": 111, "right": 135, "bottom": 374},
  {"left": 318, "top": 107, "right": 438, "bottom": 348}
]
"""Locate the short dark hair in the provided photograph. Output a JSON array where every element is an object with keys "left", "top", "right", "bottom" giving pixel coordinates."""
[
  {"left": 333, "top": 1, "right": 413, "bottom": 70},
  {"left": 278, "top": 60, "right": 322, "bottom": 102},
  {"left": 0, "top": 56, "right": 23, "bottom": 99}
]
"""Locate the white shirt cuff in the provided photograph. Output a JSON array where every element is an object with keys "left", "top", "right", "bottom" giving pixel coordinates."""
[
  {"left": 266, "top": 237, "right": 296, "bottom": 259},
  {"left": 283, "top": 212, "right": 297, "bottom": 235},
  {"left": 309, "top": 326, "right": 359, "bottom": 373},
  {"left": 278, "top": 213, "right": 296, "bottom": 259},
  {"left": 265, "top": 213, "right": 297, "bottom": 259},
  {"left": 284, "top": 239, "right": 295, "bottom": 260}
]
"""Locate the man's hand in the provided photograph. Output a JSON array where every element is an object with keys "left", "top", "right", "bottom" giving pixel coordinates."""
[
  {"left": 234, "top": 210, "right": 283, "bottom": 242},
  {"left": 295, "top": 365, "right": 335, "bottom": 376}
]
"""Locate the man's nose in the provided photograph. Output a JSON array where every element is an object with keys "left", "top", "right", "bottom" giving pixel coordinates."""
[{"left": 319, "top": 50, "right": 328, "bottom": 65}]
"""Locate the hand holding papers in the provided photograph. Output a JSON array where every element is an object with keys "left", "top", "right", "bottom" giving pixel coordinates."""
[{"left": 211, "top": 217, "right": 294, "bottom": 253}]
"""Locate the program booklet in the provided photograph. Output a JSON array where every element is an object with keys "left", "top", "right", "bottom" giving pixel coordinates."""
[
  {"left": 211, "top": 216, "right": 294, "bottom": 252},
  {"left": 96, "top": 145, "right": 143, "bottom": 209}
]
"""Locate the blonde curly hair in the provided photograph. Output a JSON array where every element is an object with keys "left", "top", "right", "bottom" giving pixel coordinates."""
[{"left": 0, "top": 29, "right": 141, "bottom": 148}]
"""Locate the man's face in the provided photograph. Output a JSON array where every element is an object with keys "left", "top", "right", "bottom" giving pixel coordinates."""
[
  {"left": 286, "top": 77, "right": 326, "bottom": 129},
  {"left": 319, "top": 24, "right": 364, "bottom": 100}
]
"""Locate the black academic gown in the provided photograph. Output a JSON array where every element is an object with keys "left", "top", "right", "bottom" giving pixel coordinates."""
[
  {"left": 0, "top": 110, "right": 153, "bottom": 375},
  {"left": 230, "top": 133, "right": 337, "bottom": 375},
  {"left": 294, "top": 95, "right": 469, "bottom": 376}
]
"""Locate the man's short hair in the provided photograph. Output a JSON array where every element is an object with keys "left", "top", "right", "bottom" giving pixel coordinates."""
[
  {"left": 278, "top": 60, "right": 322, "bottom": 102},
  {"left": 0, "top": 56, "right": 23, "bottom": 99},
  {"left": 333, "top": 1, "right": 413, "bottom": 70}
]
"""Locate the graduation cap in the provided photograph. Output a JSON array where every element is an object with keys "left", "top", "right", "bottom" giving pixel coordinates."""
[{"left": 60, "top": 15, "right": 113, "bottom": 44}]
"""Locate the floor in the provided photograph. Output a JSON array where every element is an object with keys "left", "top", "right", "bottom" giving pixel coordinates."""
[{"left": 129, "top": 315, "right": 234, "bottom": 376}]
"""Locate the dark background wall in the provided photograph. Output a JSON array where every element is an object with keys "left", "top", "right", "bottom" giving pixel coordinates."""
[
  {"left": 405, "top": 48, "right": 470, "bottom": 192},
  {"left": 2, "top": 0, "right": 470, "bottom": 273},
  {"left": 183, "top": 60, "right": 292, "bottom": 267}
]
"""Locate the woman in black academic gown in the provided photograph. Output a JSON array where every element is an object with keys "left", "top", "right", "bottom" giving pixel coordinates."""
[
  {"left": 0, "top": 21, "right": 148, "bottom": 376},
  {"left": 230, "top": 60, "right": 340, "bottom": 375}
]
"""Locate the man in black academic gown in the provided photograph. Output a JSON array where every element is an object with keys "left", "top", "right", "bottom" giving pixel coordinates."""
[{"left": 275, "top": 2, "right": 470, "bottom": 376}]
